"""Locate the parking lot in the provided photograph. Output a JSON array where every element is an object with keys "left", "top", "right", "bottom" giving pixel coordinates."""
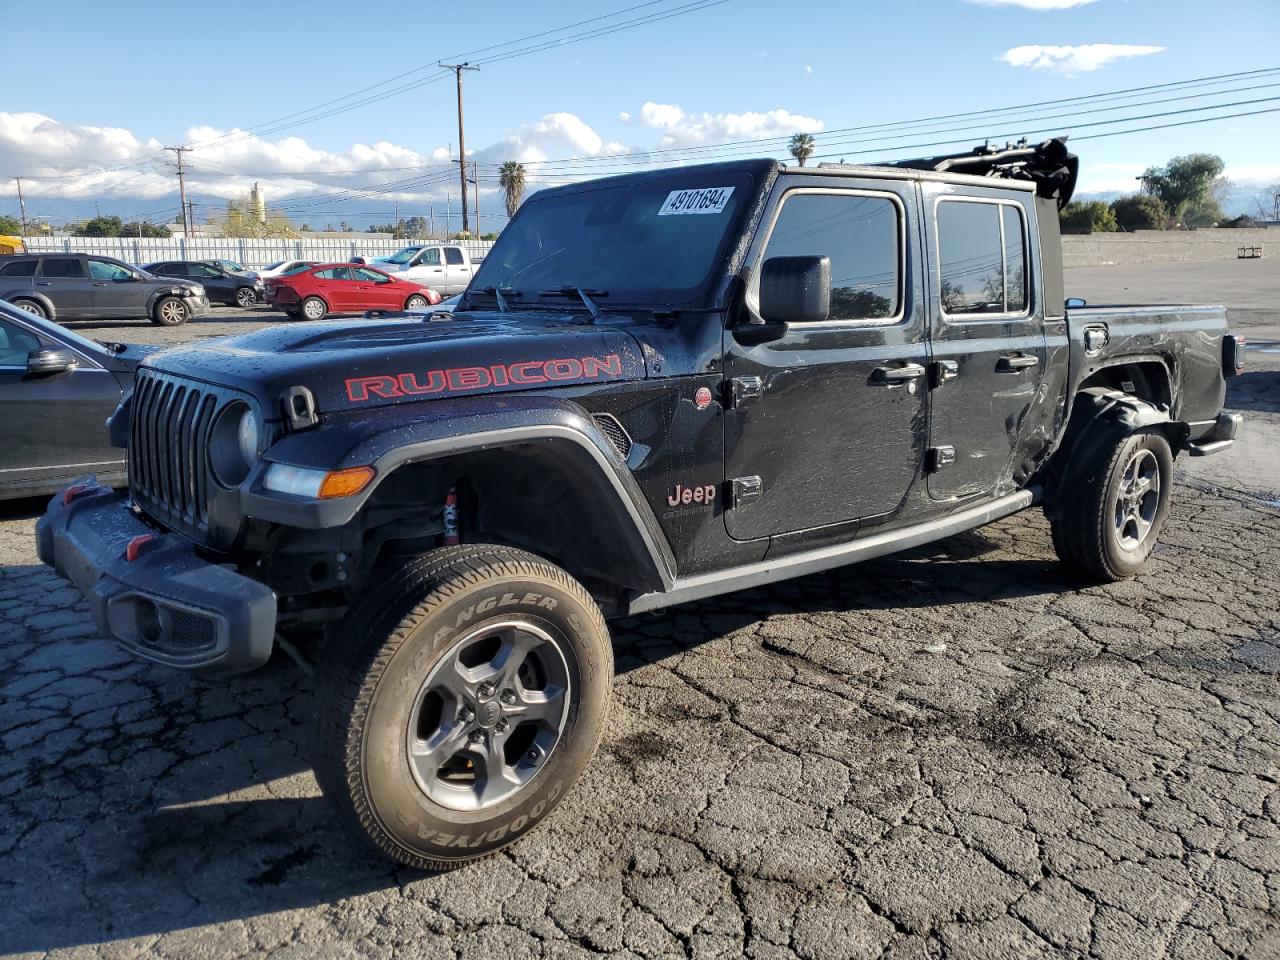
[{"left": 2, "top": 261, "right": 1278, "bottom": 959}]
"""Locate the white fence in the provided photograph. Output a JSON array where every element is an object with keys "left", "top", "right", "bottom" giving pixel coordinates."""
[{"left": 18, "top": 236, "right": 495, "bottom": 270}]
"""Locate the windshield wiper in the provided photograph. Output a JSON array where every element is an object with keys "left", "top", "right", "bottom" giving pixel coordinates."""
[
  {"left": 538, "top": 286, "right": 608, "bottom": 323},
  {"left": 474, "top": 286, "right": 520, "bottom": 313}
]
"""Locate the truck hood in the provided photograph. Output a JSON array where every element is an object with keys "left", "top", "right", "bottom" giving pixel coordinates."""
[{"left": 141, "top": 311, "right": 648, "bottom": 416}]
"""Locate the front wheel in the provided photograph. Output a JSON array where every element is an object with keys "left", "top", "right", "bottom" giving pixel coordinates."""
[
  {"left": 405, "top": 294, "right": 429, "bottom": 311},
  {"left": 234, "top": 287, "right": 258, "bottom": 308},
  {"left": 12, "top": 299, "right": 48, "bottom": 320},
  {"left": 151, "top": 296, "right": 189, "bottom": 326},
  {"left": 312, "top": 544, "right": 612, "bottom": 870},
  {"left": 1049, "top": 429, "right": 1174, "bottom": 581}
]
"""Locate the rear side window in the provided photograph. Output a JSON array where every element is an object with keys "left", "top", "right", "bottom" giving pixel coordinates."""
[
  {"left": 0, "top": 259, "right": 37, "bottom": 277},
  {"left": 355, "top": 268, "right": 390, "bottom": 283},
  {"left": 315, "top": 267, "right": 354, "bottom": 280},
  {"left": 937, "top": 200, "right": 1028, "bottom": 316},
  {"left": 762, "top": 191, "right": 902, "bottom": 321},
  {"left": 39, "top": 258, "right": 85, "bottom": 279},
  {"left": 443, "top": 247, "right": 464, "bottom": 266}
]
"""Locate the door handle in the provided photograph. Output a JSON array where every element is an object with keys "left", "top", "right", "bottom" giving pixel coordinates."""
[
  {"left": 874, "top": 363, "right": 926, "bottom": 384},
  {"left": 432, "top": 269, "right": 444, "bottom": 273},
  {"left": 997, "top": 354, "right": 1039, "bottom": 372},
  {"left": 93, "top": 282, "right": 108, "bottom": 287},
  {"left": 37, "top": 281, "right": 52, "bottom": 286}
]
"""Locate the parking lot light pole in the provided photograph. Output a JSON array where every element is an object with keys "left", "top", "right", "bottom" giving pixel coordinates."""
[{"left": 439, "top": 62, "right": 478, "bottom": 236}]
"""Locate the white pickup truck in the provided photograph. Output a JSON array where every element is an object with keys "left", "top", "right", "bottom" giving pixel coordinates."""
[{"left": 369, "top": 244, "right": 478, "bottom": 296}]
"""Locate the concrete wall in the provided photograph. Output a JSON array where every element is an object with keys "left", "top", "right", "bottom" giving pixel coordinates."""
[{"left": 1062, "top": 228, "right": 1270, "bottom": 268}]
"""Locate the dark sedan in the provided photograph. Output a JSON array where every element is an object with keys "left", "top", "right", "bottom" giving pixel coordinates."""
[
  {"left": 0, "top": 298, "right": 152, "bottom": 499},
  {"left": 144, "top": 260, "right": 264, "bottom": 308}
]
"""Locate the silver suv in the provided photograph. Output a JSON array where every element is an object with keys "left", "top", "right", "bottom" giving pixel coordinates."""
[{"left": 0, "top": 254, "right": 211, "bottom": 326}]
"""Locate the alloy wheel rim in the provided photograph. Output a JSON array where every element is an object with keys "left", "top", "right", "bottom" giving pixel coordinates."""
[
  {"left": 18, "top": 302, "right": 41, "bottom": 316},
  {"left": 304, "top": 300, "right": 324, "bottom": 319},
  {"left": 405, "top": 619, "right": 571, "bottom": 812},
  {"left": 161, "top": 301, "right": 183, "bottom": 323},
  {"left": 1113, "top": 448, "right": 1161, "bottom": 551},
  {"left": 237, "top": 289, "right": 256, "bottom": 306}
]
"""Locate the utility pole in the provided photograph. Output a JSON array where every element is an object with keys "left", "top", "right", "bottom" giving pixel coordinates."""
[
  {"left": 14, "top": 177, "right": 28, "bottom": 235},
  {"left": 439, "top": 62, "right": 479, "bottom": 236},
  {"left": 166, "top": 146, "right": 191, "bottom": 239},
  {"left": 472, "top": 161, "right": 481, "bottom": 237}
]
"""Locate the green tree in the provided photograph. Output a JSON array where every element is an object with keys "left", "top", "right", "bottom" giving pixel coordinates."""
[
  {"left": 1059, "top": 201, "right": 1118, "bottom": 235},
  {"left": 1139, "top": 154, "right": 1227, "bottom": 227},
  {"left": 788, "top": 133, "right": 816, "bottom": 167},
  {"left": 0, "top": 214, "right": 22, "bottom": 234},
  {"left": 75, "top": 215, "right": 126, "bottom": 237},
  {"left": 498, "top": 161, "right": 527, "bottom": 218},
  {"left": 119, "top": 220, "right": 170, "bottom": 238},
  {"left": 1110, "top": 194, "right": 1168, "bottom": 231},
  {"left": 220, "top": 195, "right": 296, "bottom": 238}
]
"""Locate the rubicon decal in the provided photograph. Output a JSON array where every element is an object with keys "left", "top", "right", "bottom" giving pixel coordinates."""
[{"left": 345, "top": 354, "right": 625, "bottom": 403}]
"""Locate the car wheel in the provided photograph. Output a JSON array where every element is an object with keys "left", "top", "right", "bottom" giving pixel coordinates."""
[
  {"left": 151, "top": 296, "right": 190, "bottom": 326},
  {"left": 12, "top": 299, "right": 48, "bottom": 320},
  {"left": 312, "top": 544, "right": 612, "bottom": 870},
  {"left": 406, "top": 294, "right": 429, "bottom": 311},
  {"left": 235, "top": 287, "right": 258, "bottom": 308},
  {"left": 1049, "top": 429, "right": 1174, "bottom": 581},
  {"left": 301, "top": 297, "right": 327, "bottom": 321}
]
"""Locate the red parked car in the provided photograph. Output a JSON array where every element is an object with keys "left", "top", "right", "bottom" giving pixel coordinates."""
[{"left": 264, "top": 263, "right": 440, "bottom": 320}]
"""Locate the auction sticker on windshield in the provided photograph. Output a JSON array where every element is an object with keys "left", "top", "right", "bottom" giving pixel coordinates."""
[{"left": 658, "top": 186, "right": 735, "bottom": 216}]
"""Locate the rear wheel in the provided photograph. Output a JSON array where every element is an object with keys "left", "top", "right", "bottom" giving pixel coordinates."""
[
  {"left": 1049, "top": 430, "right": 1173, "bottom": 581},
  {"left": 12, "top": 299, "right": 47, "bottom": 320},
  {"left": 312, "top": 544, "right": 612, "bottom": 870},
  {"left": 406, "top": 294, "right": 429, "bottom": 311},
  {"left": 234, "top": 287, "right": 258, "bottom": 308},
  {"left": 151, "top": 296, "right": 189, "bottom": 326},
  {"left": 301, "top": 296, "right": 327, "bottom": 321}
]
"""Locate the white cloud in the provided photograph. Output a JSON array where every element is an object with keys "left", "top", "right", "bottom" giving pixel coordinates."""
[
  {"left": 618, "top": 111, "right": 632, "bottom": 122},
  {"left": 804, "top": 65, "right": 813, "bottom": 75},
  {"left": 1076, "top": 162, "right": 1146, "bottom": 195},
  {"left": 968, "top": 0, "right": 1100, "bottom": 9},
  {"left": 1000, "top": 43, "right": 1164, "bottom": 72},
  {"left": 638, "top": 101, "right": 822, "bottom": 148}
]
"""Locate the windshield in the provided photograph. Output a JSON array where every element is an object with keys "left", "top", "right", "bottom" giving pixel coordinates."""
[
  {"left": 0, "top": 297, "right": 106, "bottom": 356},
  {"left": 280, "top": 263, "right": 313, "bottom": 276},
  {"left": 471, "top": 172, "right": 753, "bottom": 306},
  {"left": 384, "top": 246, "right": 424, "bottom": 265}
]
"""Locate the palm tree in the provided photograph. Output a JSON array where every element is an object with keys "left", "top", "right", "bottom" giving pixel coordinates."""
[
  {"left": 788, "top": 133, "right": 816, "bottom": 167},
  {"left": 499, "top": 161, "right": 527, "bottom": 219}
]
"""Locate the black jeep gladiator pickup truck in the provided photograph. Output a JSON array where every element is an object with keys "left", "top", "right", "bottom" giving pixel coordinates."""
[{"left": 36, "top": 140, "right": 1243, "bottom": 869}]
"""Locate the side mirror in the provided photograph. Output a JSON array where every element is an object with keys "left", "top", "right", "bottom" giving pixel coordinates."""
[
  {"left": 759, "top": 256, "right": 830, "bottom": 324},
  {"left": 27, "top": 348, "right": 77, "bottom": 376},
  {"left": 1065, "top": 297, "right": 1087, "bottom": 309}
]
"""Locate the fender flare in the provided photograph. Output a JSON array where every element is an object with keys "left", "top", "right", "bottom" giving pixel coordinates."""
[
  {"left": 4, "top": 290, "right": 55, "bottom": 319},
  {"left": 239, "top": 394, "right": 677, "bottom": 592},
  {"left": 1042, "top": 388, "right": 1182, "bottom": 518}
]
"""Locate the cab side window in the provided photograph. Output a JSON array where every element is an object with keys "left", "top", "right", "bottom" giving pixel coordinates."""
[
  {"left": 444, "top": 247, "right": 464, "bottom": 266},
  {"left": 88, "top": 259, "right": 133, "bottom": 281},
  {"left": 416, "top": 249, "right": 442, "bottom": 267},
  {"left": 39, "top": 258, "right": 86, "bottom": 279},
  {"left": 0, "top": 259, "right": 37, "bottom": 277},
  {"left": 0, "top": 317, "right": 41, "bottom": 366},
  {"left": 937, "top": 200, "right": 1028, "bottom": 316},
  {"left": 762, "top": 192, "right": 902, "bottom": 322}
]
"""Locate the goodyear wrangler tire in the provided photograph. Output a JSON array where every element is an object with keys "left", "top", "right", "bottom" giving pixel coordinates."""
[
  {"left": 1049, "top": 429, "right": 1173, "bottom": 582},
  {"left": 312, "top": 544, "right": 612, "bottom": 870}
]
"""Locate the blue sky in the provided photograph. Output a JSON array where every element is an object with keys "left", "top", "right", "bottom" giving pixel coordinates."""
[{"left": 5, "top": 0, "right": 1279, "bottom": 227}]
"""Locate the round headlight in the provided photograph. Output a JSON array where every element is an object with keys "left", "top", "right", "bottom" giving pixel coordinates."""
[{"left": 209, "top": 402, "right": 258, "bottom": 488}]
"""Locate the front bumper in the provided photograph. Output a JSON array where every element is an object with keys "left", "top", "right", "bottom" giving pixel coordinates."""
[
  {"left": 35, "top": 479, "right": 276, "bottom": 672},
  {"left": 188, "top": 294, "right": 211, "bottom": 316}
]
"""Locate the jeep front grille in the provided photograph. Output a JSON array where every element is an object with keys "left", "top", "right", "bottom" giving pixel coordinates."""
[{"left": 128, "top": 370, "right": 228, "bottom": 535}]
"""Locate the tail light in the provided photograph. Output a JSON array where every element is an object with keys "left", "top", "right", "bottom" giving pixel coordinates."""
[{"left": 1223, "top": 334, "right": 1246, "bottom": 377}]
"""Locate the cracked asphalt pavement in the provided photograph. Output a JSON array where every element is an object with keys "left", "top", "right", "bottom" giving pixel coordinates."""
[{"left": 2, "top": 266, "right": 1279, "bottom": 959}]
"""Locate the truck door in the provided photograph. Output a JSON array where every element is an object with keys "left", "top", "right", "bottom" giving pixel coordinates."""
[
  {"left": 411, "top": 247, "right": 446, "bottom": 289},
  {"left": 443, "top": 246, "right": 473, "bottom": 294},
  {"left": 923, "top": 187, "right": 1047, "bottom": 500},
  {"left": 88, "top": 258, "right": 150, "bottom": 318},
  {"left": 722, "top": 180, "right": 928, "bottom": 541}
]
